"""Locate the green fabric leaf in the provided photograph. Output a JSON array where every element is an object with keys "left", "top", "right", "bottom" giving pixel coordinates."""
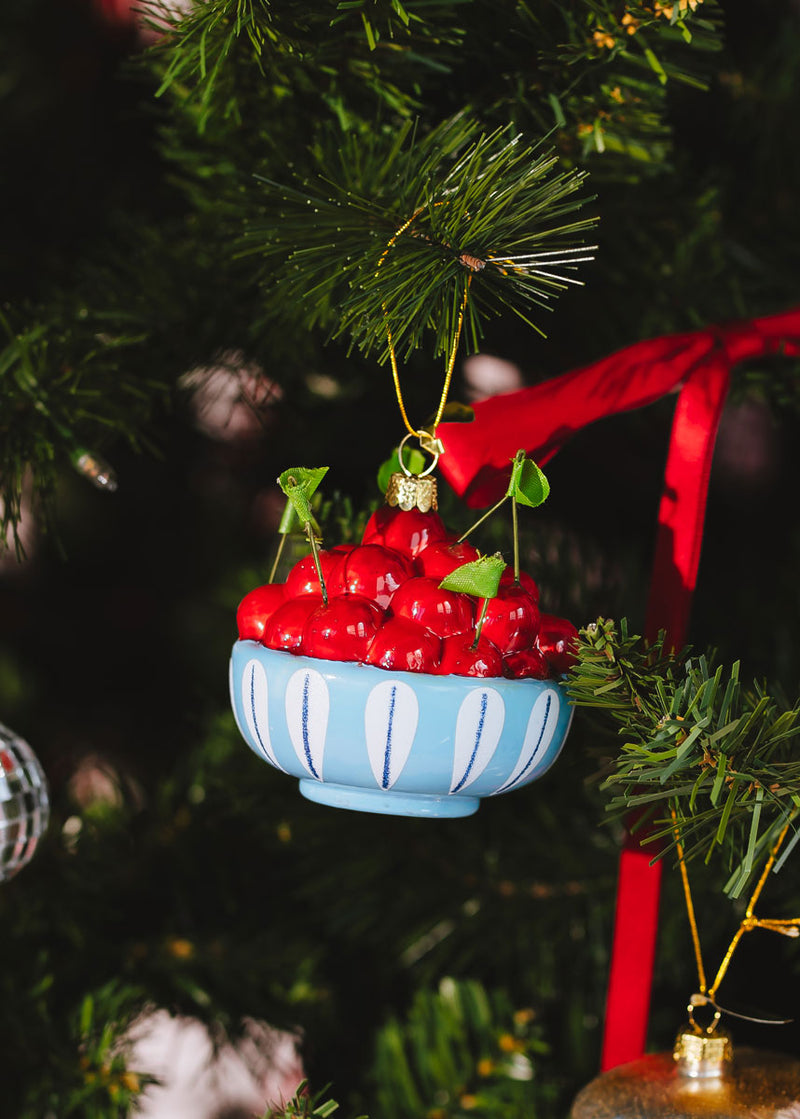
[
  {"left": 277, "top": 466, "right": 329, "bottom": 527},
  {"left": 506, "top": 450, "right": 550, "bottom": 508},
  {"left": 277, "top": 502, "right": 299, "bottom": 535},
  {"left": 439, "top": 553, "right": 505, "bottom": 598}
]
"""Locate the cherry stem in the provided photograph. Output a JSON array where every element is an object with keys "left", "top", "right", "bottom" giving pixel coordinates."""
[
  {"left": 305, "top": 524, "right": 328, "bottom": 605},
  {"left": 268, "top": 533, "right": 288, "bottom": 585},
  {"left": 472, "top": 597, "right": 489, "bottom": 650},
  {"left": 458, "top": 494, "right": 509, "bottom": 543},
  {"left": 512, "top": 495, "right": 520, "bottom": 584}
]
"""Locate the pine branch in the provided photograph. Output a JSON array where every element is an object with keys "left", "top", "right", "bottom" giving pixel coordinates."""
[
  {"left": 568, "top": 619, "right": 800, "bottom": 897},
  {"left": 144, "top": 0, "right": 311, "bottom": 129},
  {"left": 246, "top": 115, "right": 596, "bottom": 361},
  {"left": 0, "top": 308, "right": 160, "bottom": 546},
  {"left": 144, "top": 0, "right": 464, "bottom": 132},
  {"left": 370, "top": 978, "right": 552, "bottom": 1118},
  {"left": 495, "top": 0, "right": 724, "bottom": 175},
  {"left": 261, "top": 1080, "right": 358, "bottom": 1118}
]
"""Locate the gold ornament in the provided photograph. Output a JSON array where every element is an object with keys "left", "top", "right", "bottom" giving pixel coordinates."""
[
  {"left": 571, "top": 1025, "right": 800, "bottom": 1119},
  {"left": 385, "top": 472, "right": 438, "bottom": 512},
  {"left": 385, "top": 433, "right": 440, "bottom": 512}
]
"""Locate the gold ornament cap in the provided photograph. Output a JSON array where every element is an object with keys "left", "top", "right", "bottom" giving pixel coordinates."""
[
  {"left": 673, "top": 1020, "right": 734, "bottom": 1079},
  {"left": 385, "top": 432, "right": 441, "bottom": 513},
  {"left": 386, "top": 471, "right": 438, "bottom": 512}
]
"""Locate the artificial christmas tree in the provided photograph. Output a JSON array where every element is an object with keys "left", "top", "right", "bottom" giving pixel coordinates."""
[{"left": 2, "top": 1, "right": 800, "bottom": 1116}]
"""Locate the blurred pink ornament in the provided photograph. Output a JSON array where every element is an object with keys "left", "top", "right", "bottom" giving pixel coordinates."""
[
  {"left": 128, "top": 1011, "right": 304, "bottom": 1118},
  {"left": 67, "top": 753, "right": 144, "bottom": 812},
  {"left": 462, "top": 354, "right": 524, "bottom": 402},
  {"left": 181, "top": 351, "right": 283, "bottom": 443}
]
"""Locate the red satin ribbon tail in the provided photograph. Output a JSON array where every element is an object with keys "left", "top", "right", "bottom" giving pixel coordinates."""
[
  {"left": 601, "top": 850, "right": 663, "bottom": 1071},
  {"left": 602, "top": 357, "right": 731, "bottom": 1071}
]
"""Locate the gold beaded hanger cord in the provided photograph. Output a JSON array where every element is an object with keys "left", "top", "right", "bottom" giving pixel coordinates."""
[
  {"left": 671, "top": 806, "right": 800, "bottom": 1034},
  {"left": 377, "top": 206, "right": 473, "bottom": 512}
]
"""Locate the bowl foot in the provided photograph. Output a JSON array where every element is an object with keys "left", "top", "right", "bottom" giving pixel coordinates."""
[{"left": 298, "top": 779, "right": 479, "bottom": 818}]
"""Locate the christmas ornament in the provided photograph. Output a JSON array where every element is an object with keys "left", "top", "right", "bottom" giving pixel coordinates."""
[
  {"left": 0, "top": 722, "right": 50, "bottom": 881},
  {"left": 229, "top": 448, "right": 577, "bottom": 817},
  {"left": 229, "top": 208, "right": 580, "bottom": 817},
  {"left": 126, "top": 1010, "right": 303, "bottom": 1118},
  {"left": 571, "top": 1024, "right": 800, "bottom": 1119}
]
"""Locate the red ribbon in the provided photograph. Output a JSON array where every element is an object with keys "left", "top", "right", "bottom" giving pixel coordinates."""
[{"left": 438, "top": 307, "right": 800, "bottom": 1070}]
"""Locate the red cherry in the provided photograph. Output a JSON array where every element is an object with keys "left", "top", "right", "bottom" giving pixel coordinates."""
[
  {"left": 435, "top": 632, "right": 504, "bottom": 678},
  {"left": 504, "top": 647, "right": 551, "bottom": 680},
  {"left": 337, "top": 544, "right": 414, "bottom": 610},
  {"left": 382, "top": 507, "right": 449, "bottom": 559},
  {"left": 365, "top": 617, "right": 442, "bottom": 673},
  {"left": 236, "top": 583, "right": 287, "bottom": 641},
  {"left": 390, "top": 576, "right": 474, "bottom": 639},
  {"left": 362, "top": 506, "right": 449, "bottom": 558},
  {"left": 536, "top": 613, "right": 579, "bottom": 675},
  {"left": 263, "top": 595, "right": 323, "bottom": 653},
  {"left": 480, "top": 585, "right": 541, "bottom": 656},
  {"left": 415, "top": 539, "right": 481, "bottom": 580},
  {"left": 284, "top": 549, "right": 345, "bottom": 598},
  {"left": 361, "top": 506, "right": 395, "bottom": 545},
  {"left": 302, "top": 595, "right": 385, "bottom": 662},
  {"left": 499, "top": 566, "right": 540, "bottom": 603}
]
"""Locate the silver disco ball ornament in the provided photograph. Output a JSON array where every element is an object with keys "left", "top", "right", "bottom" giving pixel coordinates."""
[{"left": 0, "top": 723, "right": 50, "bottom": 881}]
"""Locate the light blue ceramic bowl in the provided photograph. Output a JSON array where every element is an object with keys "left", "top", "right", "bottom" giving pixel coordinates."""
[{"left": 229, "top": 641, "right": 573, "bottom": 818}]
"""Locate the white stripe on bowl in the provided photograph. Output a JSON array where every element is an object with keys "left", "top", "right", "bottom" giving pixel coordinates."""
[
  {"left": 241, "top": 658, "right": 285, "bottom": 771},
  {"left": 493, "top": 688, "right": 559, "bottom": 794},
  {"left": 365, "top": 680, "right": 419, "bottom": 790},
  {"left": 285, "top": 668, "right": 330, "bottom": 781},
  {"left": 450, "top": 688, "right": 504, "bottom": 794}
]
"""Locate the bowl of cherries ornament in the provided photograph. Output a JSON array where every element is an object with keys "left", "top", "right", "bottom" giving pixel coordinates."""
[{"left": 230, "top": 454, "right": 578, "bottom": 818}]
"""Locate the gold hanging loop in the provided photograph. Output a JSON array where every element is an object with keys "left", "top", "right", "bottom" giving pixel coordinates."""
[
  {"left": 376, "top": 205, "right": 472, "bottom": 442},
  {"left": 672, "top": 804, "right": 800, "bottom": 1023}
]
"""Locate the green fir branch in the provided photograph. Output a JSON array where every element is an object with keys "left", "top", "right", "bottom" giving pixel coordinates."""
[
  {"left": 261, "top": 1079, "right": 360, "bottom": 1118},
  {"left": 0, "top": 309, "right": 158, "bottom": 547},
  {"left": 144, "top": 0, "right": 311, "bottom": 128},
  {"left": 247, "top": 115, "right": 596, "bottom": 360},
  {"left": 370, "top": 978, "right": 552, "bottom": 1118},
  {"left": 568, "top": 619, "right": 800, "bottom": 896},
  {"left": 511, "top": 0, "right": 724, "bottom": 172},
  {"left": 144, "top": 0, "right": 464, "bottom": 133}
]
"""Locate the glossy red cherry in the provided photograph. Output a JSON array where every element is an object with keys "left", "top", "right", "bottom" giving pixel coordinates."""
[
  {"left": 337, "top": 544, "right": 414, "bottom": 610},
  {"left": 284, "top": 549, "right": 346, "bottom": 598},
  {"left": 503, "top": 646, "right": 550, "bottom": 680},
  {"left": 361, "top": 506, "right": 395, "bottom": 545},
  {"left": 365, "top": 617, "right": 441, "bottom": 673},
  {"left": 390, "top": 576, "right": 474, "bottom": 639},
  {"left": 415, "top": 539, "right": 481, "bottom": 580},
  {"left": 536, "top": 613, "right": 579, "bottom": 675},
  {"left": 262, "top": 595, "right": 323, "bottom": 653},
  {"left": 435, "top": 632, "right": 504, "bottom": 678},
  {"left": 302, "top": 595, "right": 385, "bottom": 662},
  {"left": 480, "top": 585, "right": 541, "bottom": 656},
  {"left": 382, "top": 508, "right": 449, "bottom": 559},
  {"left": 362, "top": 506, "right": 449, "bottom": 559},
  {"left": 499, "top": 567, "right": 540, "bottom": 603},
  {"left": 236, "top": 583, "right": 287, "bottom": 641}
]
